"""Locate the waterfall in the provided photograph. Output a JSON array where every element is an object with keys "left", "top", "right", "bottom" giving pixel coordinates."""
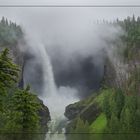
[
  {"left": 41, "top": 46, "right": 57, "bottom": 98},
  {"left": 36, "top": 45, "right": 79, "bottom": 140},
  {"left": 23, "top": 42, "right": 79, "bottom": 140}
]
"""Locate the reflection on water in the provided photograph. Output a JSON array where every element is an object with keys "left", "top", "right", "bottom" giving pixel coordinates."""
[
  {"left": 66, "top": 134, "right": 140, "bottom": 140},
  {"left": 45, "top": 118, "right": 66, "bottom": 140},
  {"left": 0, "top": 133, "right": 46, "bottom": 140},
  {"left": 0, "top": 133, "right": 140, "bottom": 140},
  {"left": 46, "top": 133, "right": 66, "bottom": 140}
]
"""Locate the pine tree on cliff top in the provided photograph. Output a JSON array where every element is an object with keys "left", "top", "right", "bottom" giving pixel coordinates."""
[{"left": 0, "top": 48, "right": 19, "bottom": 111}]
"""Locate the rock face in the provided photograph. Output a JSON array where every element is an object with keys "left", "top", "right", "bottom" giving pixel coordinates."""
[
  {"left": 65, "top": 101, "right": 101, "bottom": 124},
  {"left": 102, "top": 57, "right": 117, "bottom": 88},
  {"left": 52, "top": 55, "right": 104, "bottom": 98},
  {"left": 37, "top": 98, "right": 51, "bottom": 130},
  {"left": 79, "top": 102, "right": 101, "bottom": 123},
  {"left": 64, "top": 57, "right": 116, "bottom": 132},
  {"left": 64, "top": 95, "right": 101, "bottom": 132},
  {"left": 65, "top": 94, "right": 101, "bottom": 123},
  {"left": 65, "top": 104, "right": 85, "bottom": 120}
]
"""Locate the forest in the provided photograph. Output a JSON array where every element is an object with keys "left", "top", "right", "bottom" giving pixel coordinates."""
[{"left": 0, "top": 15, "right": 140, "bottom": 140}]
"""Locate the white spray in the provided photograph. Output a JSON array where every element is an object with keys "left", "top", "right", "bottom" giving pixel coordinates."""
[{"left": 36, "top": 44, "right": 79, "bottom": 140}]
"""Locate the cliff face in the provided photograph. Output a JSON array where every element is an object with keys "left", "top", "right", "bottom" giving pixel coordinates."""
[
  {"left": 64, "top": 56, "right": 118, "bottom": 132},
  {"left": 65, "top": 101, "right": 101, "bottom": 123},
  {"left": 37, "top": 98, "right": 51, "bottom": 131},
  {"left": 102, "top": 57, "right": 117, "bottom": 88}
]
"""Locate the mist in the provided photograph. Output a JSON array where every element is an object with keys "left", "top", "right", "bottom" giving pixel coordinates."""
[
  {"left": 0, "top": 7, "right": 129, "bottom": 99},
  {"left": 17, "top": 15, "right": 123, "bottom": 98},
  {"left": 0, "top": 5, "right": 135, "bottom": 99}
]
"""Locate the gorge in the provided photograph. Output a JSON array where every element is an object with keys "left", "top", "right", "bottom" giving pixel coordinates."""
[{"left": 0, "top": 7, "right": 140, "bottom": 140}]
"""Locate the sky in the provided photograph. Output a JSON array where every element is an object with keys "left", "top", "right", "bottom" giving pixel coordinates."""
[
  {"left": 0, "top": 0, "right": 139, "bottom": 23},
  {"left": 0, "top": 0, "right": 139, "bottom": 67},
  {"left": 0, "top": 0, "right": 140, "bottom": 5}
]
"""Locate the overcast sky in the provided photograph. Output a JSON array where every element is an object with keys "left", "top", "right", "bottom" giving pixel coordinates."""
[
  {"left": 0, "top": 0, "right": 139, "bottom": 56},
  {"left": 0, "top": 0, "right": 139, "bottom": 43},
  {"left": 0, "top": 0, "right": 139, "bottom": 22},
  {"left": 0, "top": 0, "right": 140, "bottom": 5},
  {"left": 0, "top": 0, "right": 139, "bottom": 55}
]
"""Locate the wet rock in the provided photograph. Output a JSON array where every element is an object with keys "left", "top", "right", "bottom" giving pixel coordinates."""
[
  {"left": 65, "top": 104, "right": 86, "bottom": 120},
  {"left": 37, "top": 98, "right": 51, "bottom": 130}
]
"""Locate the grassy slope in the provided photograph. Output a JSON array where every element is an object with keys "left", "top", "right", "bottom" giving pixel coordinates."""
[
  {"left": 89, "top": 89, "right": 114, "bottom": 133},
  {"left": 90, "top": 113, "right": 107, "bottom": 133},
  {"left": 86, "top": 93, "right": 107, "bottom": 133}
]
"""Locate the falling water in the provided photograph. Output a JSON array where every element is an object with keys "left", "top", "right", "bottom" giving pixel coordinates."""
[{"left": 37, "top": 45, "right": 78, "bottom": 140}]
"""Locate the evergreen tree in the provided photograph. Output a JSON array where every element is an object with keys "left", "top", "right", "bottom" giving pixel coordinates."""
[
  {"left": 113, "top": 90, "right": 124, "bottom": 119},
  {"left": 120, "top": 96, "right": 137, "bottom": 132},
  {"left": 0, "top": 17, "right": 23, "bottom": 46},
  {"left": 5, "top": 86, "right": 41, "bottom": 132},
  {"left": 109, "top": 113, "right": 120, "bottom": 132},
  {"left": 0, "top": 48, "right": 19, "bottom": 111},
  {"left": 102, "top": 90, "right": 111, "bottom": 120},
  {"left": 0, "top": 48, "right": 19, "bottom": 87}
]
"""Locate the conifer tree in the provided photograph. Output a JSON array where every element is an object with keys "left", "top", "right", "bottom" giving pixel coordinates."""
[
  {"left": 0, "top": 48, "right": 19, "bottom": 111},
  {"left": 6, "top": 86, "right": 41, "bottom": 132}
]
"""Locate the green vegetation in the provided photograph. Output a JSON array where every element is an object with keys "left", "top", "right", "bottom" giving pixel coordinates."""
[
  {"left": 101, "top": 16, "right": 140, "bottom": 132},
  {"left": 0, "top": 18, "right": 44, "bottom": 140},
  {"left": 70, "top": 118, "right": 90, "bottom": 134},
  {"left": 0, "top": 17, "right": 23, "bottom": 47},
  {"left": 0, "top": 48, "right": 20, "bottom": 111},
  {"left": 5, "top": 86, "right": 41, "bottom": 132},
  {"left": 90, "top": 113, "right": 107, "bottom": 133},
  {"left": 0, "top": 48, "right": 41, "bottom": 133}
]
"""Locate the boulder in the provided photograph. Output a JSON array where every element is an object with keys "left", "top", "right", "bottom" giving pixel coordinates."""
[{"left": 65, "top": 104, "right": 85, "bottom": 120}]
